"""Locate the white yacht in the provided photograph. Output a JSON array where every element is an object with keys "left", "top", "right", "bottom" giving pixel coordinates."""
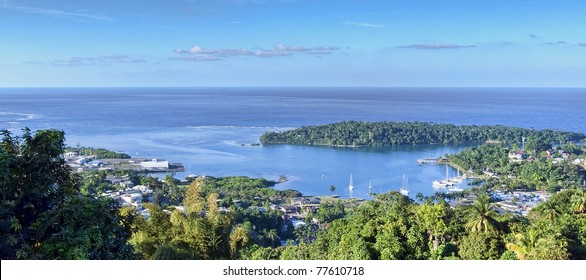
[
  {"left": 400, "top": 175, "right": 409, "bottom": 196},
  {"left": 349, "top": 174, "right": 354, "bottom": 191}
]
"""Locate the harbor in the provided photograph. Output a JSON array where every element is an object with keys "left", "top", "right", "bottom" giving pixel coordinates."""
[{"left": 417, "top": 157, "right": 477, "bottom": 192}]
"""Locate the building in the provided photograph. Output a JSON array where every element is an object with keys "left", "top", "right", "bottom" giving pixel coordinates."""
[
  {"left": 64, "top": 152, "right": 78, "bottom": 158},
  {"left": 140, "top": 159, "right": 169, "bottom": 170},
  {"left": 87, "top": 160, "right": 104, "bottom": 167},
  {"left": 121, "top": 193, "right": 143, "bottom": 209}
]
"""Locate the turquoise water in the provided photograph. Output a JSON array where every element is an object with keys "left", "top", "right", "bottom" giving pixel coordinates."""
[{"left": 1, "top": 87, "right": 584, "bottom": 198}]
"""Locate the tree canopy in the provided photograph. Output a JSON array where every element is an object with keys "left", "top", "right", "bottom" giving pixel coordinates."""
[
  {"left": 260, "top": 121, "right": 585, "bottom": 147},
  {"left": 0, "top": 129, "right": 135, "bottom": 259}
]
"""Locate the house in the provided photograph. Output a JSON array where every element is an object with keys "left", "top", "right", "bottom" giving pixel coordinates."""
[
  {"left": 279, "top": 205, "right": 298, "bottom": 215},
  {"left": 508, "top": 150, "right": 526, "bottom": 161},
  {"left": 121, "top": 193, "right": 143, "bottom": 209},
  {"left": 132, "top": 185, "right": 153, "bottom": 194}
]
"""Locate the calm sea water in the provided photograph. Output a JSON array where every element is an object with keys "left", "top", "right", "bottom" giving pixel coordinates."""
[{"left": 1, "top": 88, "right": 584, "bottom": 198}]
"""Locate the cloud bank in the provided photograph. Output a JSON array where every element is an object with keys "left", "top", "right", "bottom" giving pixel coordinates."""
[
  {"left": 396, "top": 44, "right": 476, "bottom": 50},
  {"left": 50, "top": 55, "right": 146, "bottom": 66},
  {"left": 172, "top": 44, "right": 339, "bottom": 61}
]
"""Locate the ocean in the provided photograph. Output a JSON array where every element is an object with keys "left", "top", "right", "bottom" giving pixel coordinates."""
[{"left": 1, "top": 87, "right": 584, "bottom": 198}]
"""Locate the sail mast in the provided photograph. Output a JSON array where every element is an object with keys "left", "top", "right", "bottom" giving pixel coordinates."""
[{"left": 349, "top": 174, "right": 354, "bottom": 191}]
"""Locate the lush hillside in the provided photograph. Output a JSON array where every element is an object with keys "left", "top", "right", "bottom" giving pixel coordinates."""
[{"left": 260, "top": 121, "right": 586, "bottom": 147}]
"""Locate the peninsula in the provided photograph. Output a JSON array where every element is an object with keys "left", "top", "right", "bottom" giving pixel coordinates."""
[{"left": 260, "top": 121, "right": 586, "bottom": 147}]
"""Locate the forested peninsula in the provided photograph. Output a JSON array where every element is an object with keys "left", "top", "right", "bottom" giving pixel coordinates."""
[{"left": 260, "top": 121, "right": 586, "bottom": 147}]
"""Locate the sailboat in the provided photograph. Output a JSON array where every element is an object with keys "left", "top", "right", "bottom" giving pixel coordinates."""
[
  {"left": 349, "top": 174, "right": 354, "bottom": 191},
  {"left": 400, "top": 175, "right": 409, "bottom": 196},
  {"left": 432, "top": 165, "right": 454, "bottom": 188}
]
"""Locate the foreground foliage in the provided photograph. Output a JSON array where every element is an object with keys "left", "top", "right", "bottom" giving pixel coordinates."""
[{"left": 0, "top": 129, "right": 135, "bottom": 259}]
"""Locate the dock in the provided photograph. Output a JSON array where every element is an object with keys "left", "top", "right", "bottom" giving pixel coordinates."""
[{"left": 417, "top": 157, "right": 448, "bottom": 165}]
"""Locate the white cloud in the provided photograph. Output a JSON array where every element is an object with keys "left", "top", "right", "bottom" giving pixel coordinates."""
[
  {"left": 344, "top": 21, "right": 384, "bottom": 28},
  {"left": 397, "top": 44, "right": 476, "bottom": 50},
  {"left": 50, "top": 55, "right": 146, "bottom": 66},
  {"left": 172, "top": 44, "right": 339, "bottom": 61},
  {"left": 3, "top": 3, "right": 113, "bottom": 22}
]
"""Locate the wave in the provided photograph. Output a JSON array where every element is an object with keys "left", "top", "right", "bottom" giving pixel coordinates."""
[
  {"left": 132, "top": 138, "right": 246, "bottom": 159},
  {"left": 185, "top": 125, "right": 295, "bottom": 130}
]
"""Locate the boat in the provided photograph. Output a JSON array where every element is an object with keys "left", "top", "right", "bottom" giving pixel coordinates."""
[
  {"left": 432, "top": 165, "right": 455, "bottom": 188},
  {"left": 432, "top": 179, "right": 454, "bottom": 188},
  {"left": 447, "top": 186, "right": 464, "bottom": 192},
  {"left": 400, "top": 175, "right": 409, "bottom": 196},
  {"left": 349, "top": 174, "right": 354, "bottom": 191},
  {"left": 447, "top": 169, "right": 465, "bottom": 184}
]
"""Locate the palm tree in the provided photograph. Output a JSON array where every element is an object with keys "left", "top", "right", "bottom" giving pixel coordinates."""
[
  {"left": 329, "top": 184, "right": 336, "bottom": 193},
  {"left": 571, "top": 189, "right": 586, "bottom": 214},
  {"left": 466, "top": 195, "right": 499, "bottom": 233},
  {"left": 506, "top": 227, "right": 541, "bottom": 260},
  {"left": 539, "top": 201, "right": 561, "bottom": 223}
]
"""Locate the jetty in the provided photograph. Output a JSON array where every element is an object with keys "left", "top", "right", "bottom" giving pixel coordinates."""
[{"left": 417, "top": 157, "right": 448, "bottom": 165}]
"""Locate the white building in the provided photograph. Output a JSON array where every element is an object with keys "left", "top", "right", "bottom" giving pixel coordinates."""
[
  {"left": 140, "top": 159, "right": 169, "bottom": 169},
  {"left": 121, "top": 193, "right": 143, "bottom": 210},
  {"left": 132, "top": 185, "right": 153, "bottom": 194},
  {"left": 64, "top": 152, "right": 78, "bottom": 158}
]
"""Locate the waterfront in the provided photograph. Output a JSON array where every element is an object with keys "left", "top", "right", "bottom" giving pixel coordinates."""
[{"left": 1, "top": 88, "right": 585, "bottom": 198}]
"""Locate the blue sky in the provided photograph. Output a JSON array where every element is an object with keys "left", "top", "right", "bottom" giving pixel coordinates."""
[{"left": 1, "top": 0, "right": 585, "bottom": 87}]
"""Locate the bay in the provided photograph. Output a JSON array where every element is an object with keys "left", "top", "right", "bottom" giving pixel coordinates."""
[{"left": 1, "top": 87, "right": 584, "bottom": 198}]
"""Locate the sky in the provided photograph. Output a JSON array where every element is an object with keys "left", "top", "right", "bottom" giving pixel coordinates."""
[{"left": 1, "top": 0, "right": 585, "bottom": 87}]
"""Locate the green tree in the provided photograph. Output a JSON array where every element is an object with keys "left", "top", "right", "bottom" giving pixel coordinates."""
[
  {"left": 417, "top": 202, "right": 449, "bottom": 251},
  {"left": 525, "top": 137, "right": 552, "bottom": 153},
  {"left": 571, "top": 189, "right": 586, "bottom": 214},
  {"left": 535, "top": 201, "right": 561, "bottom": 223},
  {"left": 466, "top": 195, "right": 500, "bottom": 233},
  {"left": 458, "top": 232, "right": 504, "bottom": 260},
  {"left": 0, "top": 129, "right": 135, "bottom": 259},
  {"left": 530, "top": 238, "right": 569, "bottom": 260},
  {"left": 314, "top": 202, "right": 345, "bottom": 223},
  {"left": 506, "top": 227, "right": 541, "bottom": 260}
]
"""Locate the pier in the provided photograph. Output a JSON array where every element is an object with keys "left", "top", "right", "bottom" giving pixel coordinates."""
[{"left": 417, "top": 157, "right": 448, "bottom": 165}]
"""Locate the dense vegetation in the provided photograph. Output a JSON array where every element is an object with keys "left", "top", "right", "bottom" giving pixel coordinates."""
[
  {"left": 126, "top": 177, "right": 296, "bottom": 259},
  {"left": 1, "top": 129, "right": 135, "bottom": 259},
  {"left": 260, "top": 121, "right": 586, "bottom": 147},
  {"left": 448, "top": 143, "right": 586, "bottom": 192},
  {"left": 250, "top": 189, "right": 586, "bottom": 260}
]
